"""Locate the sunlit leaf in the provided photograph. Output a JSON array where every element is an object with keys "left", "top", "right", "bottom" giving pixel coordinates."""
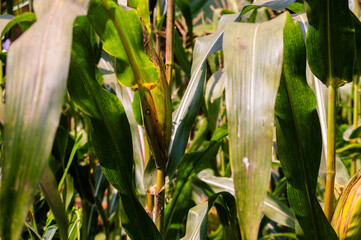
[
  {"left": 67, "top": 27, "right": 161, "bottom": 239},
  {"left": 275, "top": 15, "right": 338, "bottom": 239},
  {"left": 224, "top": 12, "right": 288, "bottom": 240}
]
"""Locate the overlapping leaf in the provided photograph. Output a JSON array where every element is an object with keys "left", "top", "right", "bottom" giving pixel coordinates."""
[
  {"left": 67, "top": 27, "right": 160, "bottom": 240},
  {"left": 304, "top": 0, "right": 355, "bottom": 86},
  {"left": 275, "top": 16, "right": 338, "bottom": 239}
]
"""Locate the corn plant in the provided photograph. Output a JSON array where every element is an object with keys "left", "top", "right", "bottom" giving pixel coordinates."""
[{"left": 0, "top": 0, "right": 360, "bottom": 239}]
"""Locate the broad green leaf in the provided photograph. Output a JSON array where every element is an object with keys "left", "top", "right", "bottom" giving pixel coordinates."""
[
  {"left": 295, "top": 13, "right": 350, "bottom": 186},
  {"left": 67, "top": 27, "right": 160, "bottom": 239},
  {"left": 275, "top": 16, "right": 338, "bottom": 239},
  {"left": 224, "top": 12, "right": 288, "bottom": 240},
  {"left": 88, "top": 0, "right": 172, "bottom": 170},
  {"left": 129, "top": 0, "right": 151, "bottom": 33},
  {"left": 168, "top": 0, "right": 298, "bottom": 183},
  {"left": 304, "top": 0, "right": 355, "bottom": 86},
  {"left": 164, "top": 125, "right": 228, "bottom": 239},
  {"left": 196, "top": 170, "right": 296, "bottom": 229},
  {"left": 40, "top": 164, "right": 68, "bottom": 240},
  {"left": 181, "top": 192, "right": 238, "bottom": 240},
  {"left": 0, "top": 1, "right": 89, "bottom": 239},
  {"left": 88, "top": 0, "right": 158, "bottom": 89}
]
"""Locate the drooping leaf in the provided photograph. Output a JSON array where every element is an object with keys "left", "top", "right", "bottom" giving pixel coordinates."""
[
  {"left": 1, "top": 12, "right": 36, "bottom": 38},
  {"left": 0, "top": 1, "right": 89, "bottom": 239},
  {"left": 196, "top": 170, "right": 296, "bottom": 229},
  {"left": 275, "top": 15, "right": 338, "bottom": 239},
  {"left": 67, "top": 27, "right": 161, "bottom": 239},
  {"left": 224, "top": 12, "right": 288, "bottom": 240},
  {"left": 304, "top": 0, "right": 355, "bottom": 86}
]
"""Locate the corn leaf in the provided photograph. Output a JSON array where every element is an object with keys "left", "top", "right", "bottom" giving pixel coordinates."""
[
  {"left": 88, "top": 0, "right": 171, "bottom": 169},
  {"left": 224, "top": 12, "right": 288, "bottom": 240},
  {"left": 164, "top": 125, "right": 228, "bottom": 239},
  {"left": 88, "top": 0, "right": 158, "bottom": 89},
  {"left": 0, "top": 0, "right": 89, "bottom": 239},
  {"left": 67, "top": 27, "right": 161, "bottom": 239},
  {"left": 168, "top": 13, "right": 241, "bottom": 181},
  {"left": 181, "top": 192, "right": 238, "bottom": 240},
  {"left": 168, "top": 0, "right": 297, "bottom": 183},
  {"left": 196, "top": 171, "right": 296, "bottom": 229},
  {"left": 275, "top": 16, "right": 338, "bottom": 239},
  {"left": 304, "top": 0, "right": 355, "bottom": 86},
  {"left": 40, "top": 164, "right": 68, "bottom": 240},
  {"left": 295, "top": 12, "right": 351, "bottom": 186}
]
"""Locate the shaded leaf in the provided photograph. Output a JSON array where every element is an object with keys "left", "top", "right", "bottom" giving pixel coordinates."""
[
  {"left": 40, "top": 164, "right": 68, "bottom": 240},
  {"left": 164, "top": 125, "right": 228, "bottom": 238},
  {"left": 0, "top": 1, "right": 89, "bottom": 239}
]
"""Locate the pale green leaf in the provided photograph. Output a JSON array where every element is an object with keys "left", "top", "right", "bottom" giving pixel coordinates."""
[
  {"left": 0, "top": 1, "right": 89, "bottom": 239},
  {"left": 224, "top": 12, "right": 288, "bottom": 240}
]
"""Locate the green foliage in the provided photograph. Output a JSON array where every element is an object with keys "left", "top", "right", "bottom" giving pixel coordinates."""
[{"left": 1, "top": 0, "right": 361, "bottom": 239}]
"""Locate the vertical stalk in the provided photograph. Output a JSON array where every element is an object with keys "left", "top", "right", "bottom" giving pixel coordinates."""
[
  {"left": 155, "top": 168, "right": 165, "bottom": 235},
  {"left": 165, "top": 0, "right": 175, "bottom": 84},
  {"left": 324, "top": 78, "right": 337, "bottom": 221},
  {"left": 351, "top": 77, "right": 359, "bottom": 176},
  {"left": 155, "top": 0, "right": 162, "bottom": 55}
]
